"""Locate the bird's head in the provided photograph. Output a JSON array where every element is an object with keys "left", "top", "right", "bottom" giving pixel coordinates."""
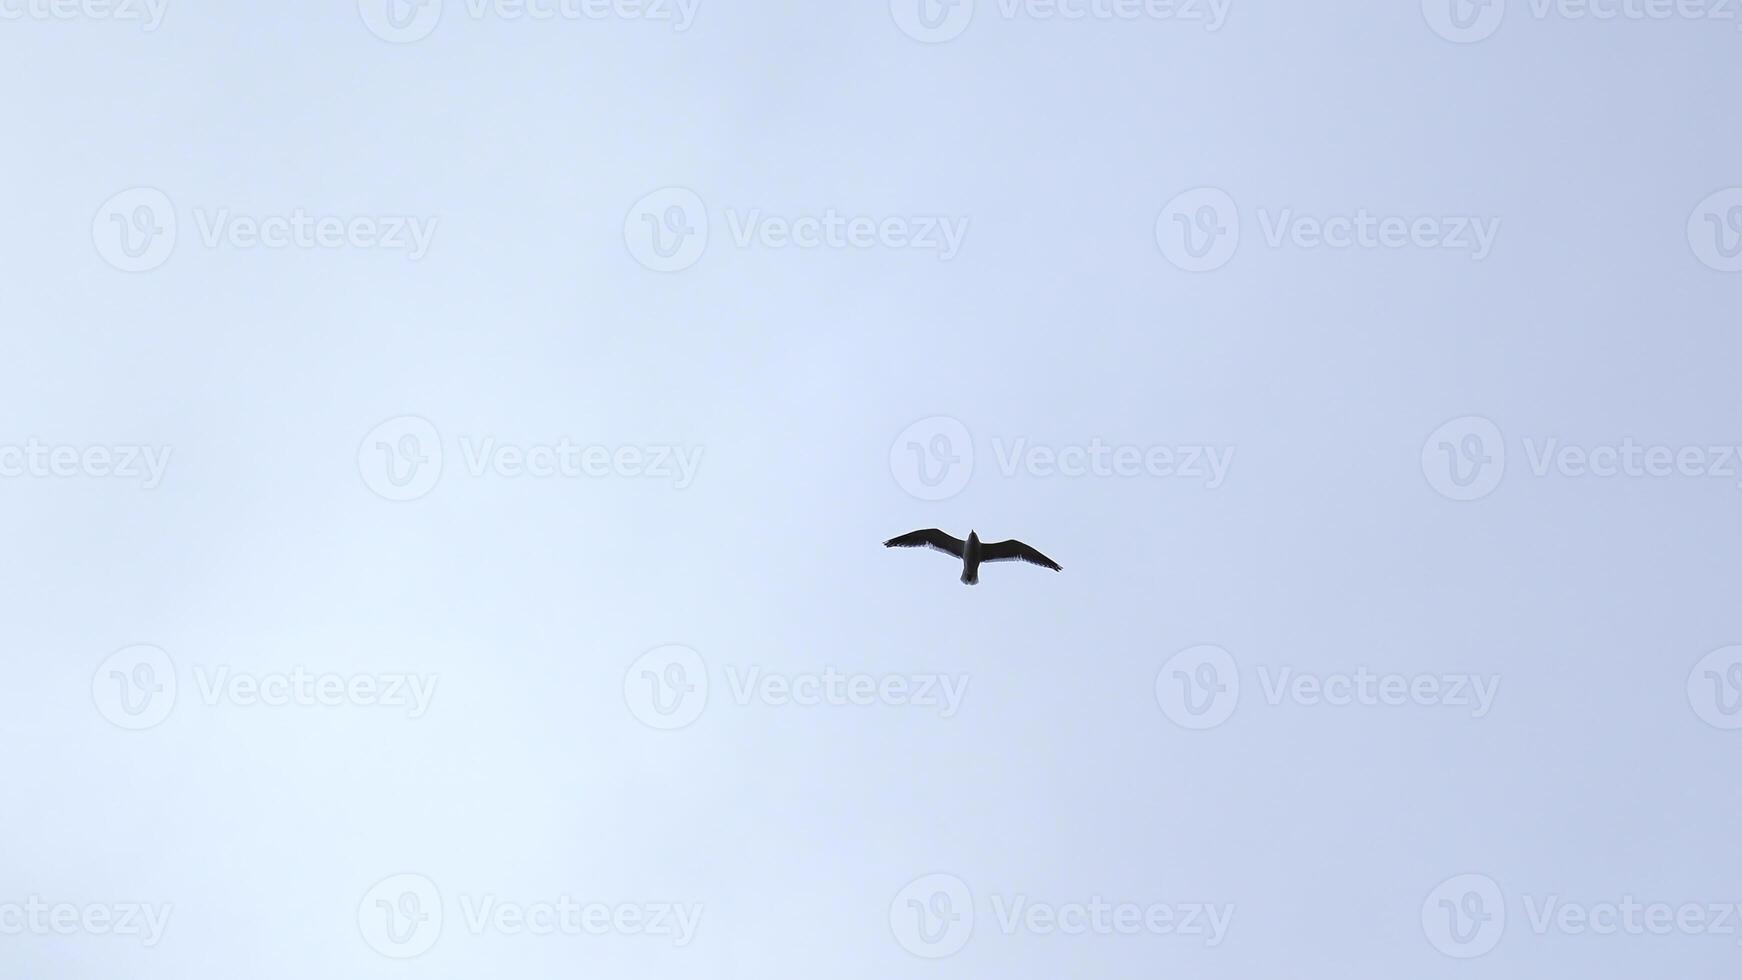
[{"left": 968, "top": 530, "right": 979, "bottom": 544}]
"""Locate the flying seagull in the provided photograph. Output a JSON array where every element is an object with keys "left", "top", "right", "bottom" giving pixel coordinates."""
[{"left": 883, "top": 529, "right": 1062, "bottom": 585}]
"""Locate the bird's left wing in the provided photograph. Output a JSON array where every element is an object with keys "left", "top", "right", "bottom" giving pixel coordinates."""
[
  {"left": 980, "top": 539, "right": 1062, "bottom": 571},
  {"left": 882, "top": 529, "right": 966, "bottom": 557}
]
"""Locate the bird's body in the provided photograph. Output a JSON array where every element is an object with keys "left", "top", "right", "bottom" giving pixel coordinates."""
[
  {"left": 882, "top": 528, "right": 1061, "bottom": 585},
  {"left": 961, "top": 531, "right": 982, "bottom": 583}
]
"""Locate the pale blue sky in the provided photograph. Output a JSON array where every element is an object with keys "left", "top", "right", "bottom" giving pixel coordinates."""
[{"left": 3, "top": 1, "right": 1742, "bottom": 977}]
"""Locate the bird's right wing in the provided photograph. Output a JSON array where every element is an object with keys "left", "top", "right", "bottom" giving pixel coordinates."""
[
  {"left": 980, "top": 539, "right": 1062, "bottom": 571},
  {"left": 882, "top": 529, "right": 966, "bottom": 557}
]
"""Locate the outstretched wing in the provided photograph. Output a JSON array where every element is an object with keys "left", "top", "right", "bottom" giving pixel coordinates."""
[
  {"left": 980, "top": 539, "right": 1062, "bottom": 571},
  {"left": 883, "top": 529, "right": 965, "bottom": 557}
]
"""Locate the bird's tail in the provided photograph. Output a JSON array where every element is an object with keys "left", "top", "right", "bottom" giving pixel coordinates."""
[{"left": 960, "top": 567, "right": 978, "bottom": 585}]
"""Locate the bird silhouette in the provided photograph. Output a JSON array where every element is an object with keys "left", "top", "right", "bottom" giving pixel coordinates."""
[{"left": 883, "top": 529, "right": 1062, "bottom": 585}]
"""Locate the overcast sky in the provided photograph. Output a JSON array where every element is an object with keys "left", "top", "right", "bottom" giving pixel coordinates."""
[{"left": 4, "top": 1, "right": 1742, "bottom": 978}]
